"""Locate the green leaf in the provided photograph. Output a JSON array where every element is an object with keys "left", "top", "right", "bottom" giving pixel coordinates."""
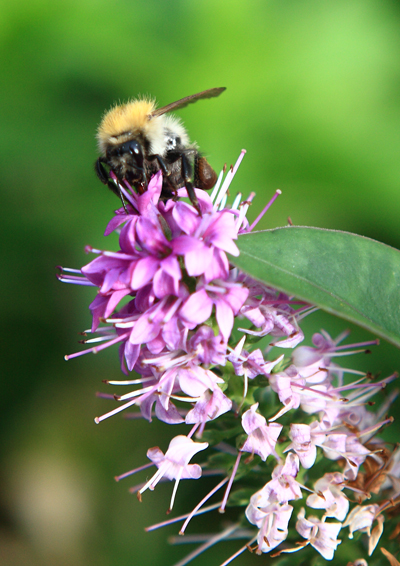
[
  {"left": 232, "top": 227, "right": 400, "bottom": 348},
  {"left": 201, "top": 425, "right": 243, "bottom": 446}
]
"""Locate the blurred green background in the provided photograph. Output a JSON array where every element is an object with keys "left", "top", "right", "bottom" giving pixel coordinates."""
[{"left": 2, "top": 1, "right": 400, "bottom": 565}]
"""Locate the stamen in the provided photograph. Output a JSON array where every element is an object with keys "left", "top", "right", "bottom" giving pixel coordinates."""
[
  {"left": 327, "top": 348, "right": 376, "bottom": 358},
  {"left": 115, "top": 383, "right": 157, "bottom": 401},
  {"left": 295, "top": 306, "right": 319, "bottom": 320},
  {"left": 146, "top": 502, "right": 221, "bottom": 532},
  {"left": 56, "top": 267, "right": 94, "bottom": 286},
  {"left": 94, "top": 397, "right": 139, "bottom": 423},
  {"left": 187, "top": 423, "right": 200, "bottom": 439},
  {"left": 84, "top": 246, "right": 103, "bottom": 254},
  {"left": 142, "top": 352, "right": 190, "bottom": 371},
  {"left": 236, "top": 192, "right": 255, "bottom": 230},
  {"left": 163, "top": 298, "right": 183, "bottom": 323},
  {"left": 79, "top": 335, "right": 113, "bottom": 345},
  {"left": 102, "top": 250, "right": 137, "bottom": 260},
  {"left": 87, "top": 326, "right": 116, "bottom": 335},
  {"left": 204, "top": 284, "right": 226, "bottom": 294},
  {"left": 214, "top": 150, "right": 246, "bottom": 209},
  {"left": 330, "top": 328, "right": 351, "bottom": 344},
  {"left": 356, "top": 417, "right": 394, "bottom": 440},
  {"left": 169, "top": 394, "right": 203, "bottom": 403},
  {"left": 218, "top": 193, "right": 228, "bottom": 211},
  {"left": 105, "top": 376, "right": 154, "bottom": 385},
  {"left": 64, "top": 332, "right": 128, "bottom": 360},
  {"left": 248, "top": 189, "right": 281, "bottom": 232},
  {"left": 334, "top": 339, "right": 380, "bottom": 351},
  {"left": 169, "top": 467, "right": 184, "bottom": 512},
  {"left": 180, "top": 478, "right": 229, "bottom": 534},
  {"left": 139, "top": 466, "right": 165, "bottom": 495},
  {"left": 210, "top": 169, "right": 224, "bottom": 203},
  {"left": 57, "top": 267, "right": 82, "bottom": 273},
  {"left": 56, "top": 276, "right": 95, "bottom": 286},
  {"left": 219, "top": 451, "right": 242, "bottom": 513},
  {"left": 115, "top": 462, "right": 154, "bottom": 482},
  {"left": 148, "top": 296, "right": 168, "bottom": 322},
  {"left": 170, "top": 524, "right": 240, "bottom": 566},
  {"left": 120, "top": 180, "right": 138, "bottom": 208},
  {"left": 231, "top": 192, "right": 242, "bottom": 210},
  {"left": 219, "top": 536, "right": 258, "bottom": 566},
  {"left": 109, "top": 171, "right": 137, "bottom": 209},
  {"left": 109, "top": 315, "right": 141, "bottom": 326}
]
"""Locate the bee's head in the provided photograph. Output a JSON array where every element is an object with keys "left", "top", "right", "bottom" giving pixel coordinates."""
[{"left": 109, "top": 139, "right": 144, "bottom": 170}]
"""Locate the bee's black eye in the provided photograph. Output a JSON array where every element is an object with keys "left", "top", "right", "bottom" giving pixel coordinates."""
[
  {"left": 127, "top": 140, "right": 141, "bottom": 156},
  {"left": 116, "top": 139, "right": 144, "bottom": 168}
]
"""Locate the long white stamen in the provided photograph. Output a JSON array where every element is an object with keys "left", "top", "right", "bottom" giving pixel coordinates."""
[
  {"left": 180, "top": 477, "right": 229, "bottom": 534},
  {"left": 146, "top": 503, "right": 221, "bottom": 532},
  {"left": 64, "top": 332, "right": 128, "bottom": 360},
  {"left": 171, "top": 524, "right": 240, "bottom": 566},
  {"left": 219, "top": 451, "right": 242, "bottom": 513},
  {"left": 219, "top": 536, "right": 258, "bottom": 566},
  {"left": 236, "top": 192, "right": 255, "bottom": 230},
  {"left": 139, "top": 466, "right": 165, "bottom": 495},
  {"left": 169, "top": 467, "right": 184, "bottom": 511},
  {"left": 106, "top": 376, "right": 154, "bottom": 385},
  {"left": 210, "top": 169, "right": 224, "bottom": 203},
  {"left": 214, "top": 150, "right": 246, "bottom": 209},
  {"left": 80, "top": 336, "right": 115, "bottom": 344},
  {"left": 218, "top": 194, "right": 228, "bottom": 211},
  {"left": 116, "top": 384, "right": 156, "bottom": 401},
  {"left": 231, "top": 192, "right": 242, "bottom": 210},
  {"left": 94, "top": 397, "right": 139, "bottom": 423},
  {"left": 115, "top": 462, "right": 153, "bottom": 482}
]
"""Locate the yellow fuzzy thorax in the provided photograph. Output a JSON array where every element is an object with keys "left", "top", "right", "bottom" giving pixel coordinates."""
[{"left": 97, "top": 99, "right": 156, "bottom": 147}]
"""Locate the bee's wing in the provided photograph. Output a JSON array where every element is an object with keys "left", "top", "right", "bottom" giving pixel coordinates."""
[{"left": 150, "top": 87, "right": 226, "bottom": 118}]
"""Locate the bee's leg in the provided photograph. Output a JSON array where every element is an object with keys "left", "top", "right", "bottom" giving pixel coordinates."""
[
  {"left": 95, "top": 157, "right": 108, "bottom": 184},
  {"left": 180, "top": 150, "right": 201, "bottom": 215},
  {"left": 148, "top": 154, "right": 178, "bottom": 199},
  {"left": 94, "top": 158, "right": 129, "bottom": 214}
]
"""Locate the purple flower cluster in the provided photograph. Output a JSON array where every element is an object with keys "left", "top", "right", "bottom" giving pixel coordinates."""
[{"left": 59, "top": 152, "right": 399, "bottom": 566}]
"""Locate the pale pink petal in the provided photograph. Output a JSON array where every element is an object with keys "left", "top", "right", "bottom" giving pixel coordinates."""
[
  {"left": 172, "top": 201, "right": 201, "bottom": 234},
  {"left": 180, "top": 289, "right": 213, "bottom": 327},
  {"left": 215, "top": 299, "right": 234, "bottom": 342},
  {"left": 185, "top": 246, "right": 214, "bottom": 276},
  {"left": 131, "top": 256, "right": 159, "bottom": 289}
]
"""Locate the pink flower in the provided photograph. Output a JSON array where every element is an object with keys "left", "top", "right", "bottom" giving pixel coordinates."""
[
  {"left": 256, "top": 453, "right": 303, "bottom": 504},
  {"left": 285, "top": 422, "right": 326, "bottom": 469},
  {"left": 241, "top": 403, "right": 282, "bottom": 461},
  {"left": 245, "top": 499, "right": 293, "bottom": 553},
  {"left": 180, "top": 279, "right": 249, "bottom": 341},
  {"left": 291, "top": 331, "right": 339, "bottom": 383},
  {"left": 296, "top": 508, "right": 342, "bottom": 560},
  {"left": 172, "top": 203, "right": 239, "bottom": 282},
  {"left": 185, "top": 384, "right": 232, "bottom": 424},
  {"left": 188, "top": 326, "right": 226, "bottom": 366},
  {"left": 322, "top": 433, "right": 370, "bottom": 480},
  {"left": 59, "top": 151, "right": 397, "bottom": 566},
  {"left": 342, "top": 504, "right": 380, "bottom": 538},
  {"left": 268, "top": 365, "right": 305, "bottom": 418},
  {"left": 306, "top": 472, "right": 349, "bottom": 521},
  {"left": 139, "top": 435, "right": 208, "bottom": 510},
  {"left": 240, "top": 294, "right": 304, "bottom": 348},
  {"left": 228, "top": 338, "right": 283, "bottom": 379}
]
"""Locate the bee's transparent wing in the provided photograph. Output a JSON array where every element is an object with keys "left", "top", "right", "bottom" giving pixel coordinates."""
[{"left": 150, "top": 87, "right": 226, "bottom": 118}]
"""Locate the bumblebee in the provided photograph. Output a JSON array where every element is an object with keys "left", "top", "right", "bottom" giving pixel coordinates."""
[{"left": 95, "top": 87, "right": 226, "bottom": 212}]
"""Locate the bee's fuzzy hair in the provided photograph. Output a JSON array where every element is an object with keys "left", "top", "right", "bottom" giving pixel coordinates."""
[{"left": 97, "top": 99, "right": 162, "bottom": 154}]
